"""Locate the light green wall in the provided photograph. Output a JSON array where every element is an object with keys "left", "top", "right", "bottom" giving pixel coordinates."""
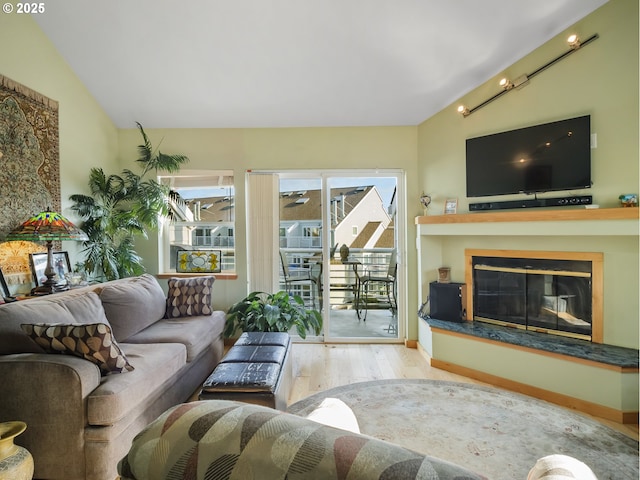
[
  {"left": 431, "top": 333, "right": 638, "bottom": 412},
  {"left": 0, "top": 6, "right": 119, "bottom": 266},
  {"left": 417, "top": 0, "right": 639, "bottom": 349},
  {"left": 418, "top": 0, "right": 638, "bottom": 213},
  {"left": 116, "top": 127, "right": 419, "bottom": 319}
]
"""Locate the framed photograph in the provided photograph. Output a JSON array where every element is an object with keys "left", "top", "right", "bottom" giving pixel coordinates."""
[
  {"left": 29, "top": 251, "right": 71, "bottom": 287},
  {"left": 0, "top": 266, "right": 11, "bottom": 301},
  {"left": 444, "top": 198, "right": 458, "bottom": 215},
  {"left": 176, "top": 249, "right": 222, "bottom": 273}
]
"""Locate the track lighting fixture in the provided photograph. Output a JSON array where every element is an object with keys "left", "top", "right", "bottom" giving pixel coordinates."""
[
  {"left": 457, "top": 105, "right": 470, "bottom": 117},
  {"left": 499, "top": 78, "right": 514, "bottom": 90},
  {"left": 567, "top": 34, "right": 581, "bottom": 49},
  {"left": 457, "top": 33, "right": 599, "bottom": 117}
]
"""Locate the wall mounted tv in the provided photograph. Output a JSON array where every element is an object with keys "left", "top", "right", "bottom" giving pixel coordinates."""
[{"left": 466, "top": 115, "right": 591, "bottom": 198}]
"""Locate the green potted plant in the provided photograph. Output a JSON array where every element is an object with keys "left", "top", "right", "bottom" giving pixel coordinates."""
[
  {"left": 224, "top": 291, "right": 323, "bottom": 339},
  {"left": 70, "top": 123, "right": 188, "bottom": 281}
]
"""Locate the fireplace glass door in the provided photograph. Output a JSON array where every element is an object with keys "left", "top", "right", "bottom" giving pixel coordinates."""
[{"left": 472, "top": 256, "right": 592, "bottom": 340}]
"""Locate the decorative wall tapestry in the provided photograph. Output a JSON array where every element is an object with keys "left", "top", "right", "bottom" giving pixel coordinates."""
[
  {"left": 0, "top": 74, "right": 60, "bottom": 240},
  {"left": 0, "top": 74, "right": 59, "bottom": 285}
]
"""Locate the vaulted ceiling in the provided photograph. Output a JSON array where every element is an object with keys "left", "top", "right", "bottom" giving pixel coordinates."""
[{"left": 33, "top": 0, "right": 608, "bottom": 128}]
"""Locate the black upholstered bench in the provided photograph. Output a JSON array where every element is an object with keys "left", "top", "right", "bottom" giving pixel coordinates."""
[{"left": 199, "top": 332, "right": 292, "bottom": 410}]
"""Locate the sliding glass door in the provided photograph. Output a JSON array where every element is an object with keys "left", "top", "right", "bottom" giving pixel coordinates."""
[{"left": 277, "top": 170, "right": 404, "bottom": 342}]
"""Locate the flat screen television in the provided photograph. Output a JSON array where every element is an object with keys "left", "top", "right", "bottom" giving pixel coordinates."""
[{"left": 466, "top": 115, "right": 591, "bottom": 197}]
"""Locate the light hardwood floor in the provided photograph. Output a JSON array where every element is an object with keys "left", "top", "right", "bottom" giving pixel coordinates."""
[{"left": 288, "top": 342, "right": 639, "bottom": 440}]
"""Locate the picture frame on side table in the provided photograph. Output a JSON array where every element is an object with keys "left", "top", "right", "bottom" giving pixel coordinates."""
[
  {"left": 444, "top": 198, "right": 458, "bottom": 215},
  {"left": 29, "top": 251, "right": 71, "bottom": 287},
  {"left": 0, "top": 266, "right": 13, "bottom": 302}
]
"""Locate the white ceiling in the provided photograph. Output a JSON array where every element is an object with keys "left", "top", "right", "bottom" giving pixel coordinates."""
[{"left": 33, "top": 0, "right": 608, "bottom": 129}]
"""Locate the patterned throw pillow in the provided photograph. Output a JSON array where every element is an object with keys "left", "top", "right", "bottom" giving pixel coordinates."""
[
  {"left": 20, "top": 323, "right": 134, "bottom": 375},
  {"left": 165, "top": 276, "right": 215, "bottom": 319}
]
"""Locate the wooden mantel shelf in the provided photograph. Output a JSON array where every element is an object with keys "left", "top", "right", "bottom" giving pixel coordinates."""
[
  {"left": 416, "top": 207, "right": 639, "bottom": 224},
  {"left": 415, "top": 207, "right": 639, "bottom": 237}
]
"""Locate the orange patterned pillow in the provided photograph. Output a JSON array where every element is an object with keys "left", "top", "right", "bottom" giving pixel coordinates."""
[
  {"left": 21, "top": 323, "right": 134, "bottom": 375},
  {"left": 165, "top": 276, "right": 215, "bottom": 318}
]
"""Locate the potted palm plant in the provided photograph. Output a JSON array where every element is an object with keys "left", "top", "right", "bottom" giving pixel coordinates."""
[
  {"left": 224, "top": 291, "right": 323, "bottom": 339},
  {"left": 70, "top": 123, "right": 188, "bottom": 281}
]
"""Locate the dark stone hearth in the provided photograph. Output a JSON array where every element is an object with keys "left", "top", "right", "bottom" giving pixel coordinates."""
[{"left": 422, "top": 317, "right": 638, "bottom": 369}]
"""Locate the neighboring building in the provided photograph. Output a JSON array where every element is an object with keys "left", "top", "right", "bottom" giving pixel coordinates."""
[
  {"left": 177, "top": 184, "right": 394, "bottom": 252},
  {"left": 278, "top": 185, "right": 393, "bottom": 250}
]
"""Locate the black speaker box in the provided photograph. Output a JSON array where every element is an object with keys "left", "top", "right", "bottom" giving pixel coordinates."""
[{"left": 429, "top": 281, "right": 466, "bottom": 322}]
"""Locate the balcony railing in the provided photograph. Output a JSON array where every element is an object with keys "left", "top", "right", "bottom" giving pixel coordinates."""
[
  {"left": 279, "top": 236, "right": 322, "bottom": 248},
  {"left": 280, "top": 248, "right": 395, "bottom": 310},
  {"left": 194, "top": 235, "right": 235, "bottom": 247}
]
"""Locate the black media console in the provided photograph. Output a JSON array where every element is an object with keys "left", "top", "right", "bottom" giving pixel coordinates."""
[{"left": 469, "top": 195, "right": 592, "bottom": 211}]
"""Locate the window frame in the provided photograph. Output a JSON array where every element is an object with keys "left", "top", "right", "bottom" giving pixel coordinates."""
[{"left": 158, "top": 170, "right": 236, "bottom": 275}]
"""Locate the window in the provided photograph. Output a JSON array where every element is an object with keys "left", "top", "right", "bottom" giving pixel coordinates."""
[
  {"left": 158, "top": 170, "right": 235, "bottom": 273},
  {"left": 303, "top": 226, "right": 320, "bottom": 237}
]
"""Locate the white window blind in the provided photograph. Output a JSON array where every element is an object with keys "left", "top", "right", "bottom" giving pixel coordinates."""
[{"left": 246, "top": 172, "right": 279, "bottom": 293}]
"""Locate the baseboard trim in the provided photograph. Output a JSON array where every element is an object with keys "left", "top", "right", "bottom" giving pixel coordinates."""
[
  {"left": 430, "top": 358, "right": 639, "bottom": 425},
  {"left": 405, "top": 339, "right": 418, "bottom": 349}
]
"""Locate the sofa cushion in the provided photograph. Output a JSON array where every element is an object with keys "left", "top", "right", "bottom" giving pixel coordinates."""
[
  {"left": 0, "top": 291, "right": 109, "bottom": 355},
  {"left": 98, "top": 274, "right": 167, "bottom": 341},
  {"left": 87, "top": 342, "right": 187, "bottom": 426},
  {"left": 20, "top": 322, "right": 134, "bottom": 375},
  {"left": 118, "top": 400, "right": 487, "bottom": 480},
  {"left": 165, "top": 276, "right": 214, "bottom": 319},
  {"left": 124, "top": 310, "right": 225, "bottom": 362}
]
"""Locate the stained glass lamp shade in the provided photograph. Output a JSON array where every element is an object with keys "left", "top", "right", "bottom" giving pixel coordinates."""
[{"left": 7, "top": 211, "right": 88, "bottom": 295}]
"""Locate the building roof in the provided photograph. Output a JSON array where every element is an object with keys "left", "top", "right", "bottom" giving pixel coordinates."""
[
  {"left": 191, "top": 185, "right": 377, "bottom": 223},
  {"left": 280, "top": 185, "right": 373, "bottom": 222},
  {"left": 187, "top": 184, "right": 394, "bottom": 248}
]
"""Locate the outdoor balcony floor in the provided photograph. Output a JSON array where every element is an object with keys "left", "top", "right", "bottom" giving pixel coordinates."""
[{"left": 327, "top": 307, "right": 397, "bottom": 339}]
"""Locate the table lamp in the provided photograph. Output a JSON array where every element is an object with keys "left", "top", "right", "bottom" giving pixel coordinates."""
[{"left": 7, "top": 210, "right": 88, "bottom": 295}]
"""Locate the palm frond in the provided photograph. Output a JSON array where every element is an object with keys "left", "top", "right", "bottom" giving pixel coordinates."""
[
  {"left": 135, "top": 122, "right": 153, "bottom": 167},
  {"left": 70, "top": 122, "right": 187, "bottom": 280},
  {"left": 152, "top": 151, "right": 189, "bottom": 173}
]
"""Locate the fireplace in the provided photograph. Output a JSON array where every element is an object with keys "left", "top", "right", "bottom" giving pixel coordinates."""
[{"left": 465, "top": 250, "right": 603, "bottom": 342}]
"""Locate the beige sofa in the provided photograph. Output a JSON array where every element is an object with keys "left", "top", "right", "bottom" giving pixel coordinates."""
[{"left": 0, "top": 274, "right": 225, "bottom": 480}]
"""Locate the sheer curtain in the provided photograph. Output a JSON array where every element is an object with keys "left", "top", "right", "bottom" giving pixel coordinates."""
[{"left": 246, "top": 172, "right": 279, "bottom": 293}]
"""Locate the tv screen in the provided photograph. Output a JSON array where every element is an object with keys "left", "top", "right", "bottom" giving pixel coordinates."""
[{"left": 466, "top": 115, "right": 591, "bottom": 198}]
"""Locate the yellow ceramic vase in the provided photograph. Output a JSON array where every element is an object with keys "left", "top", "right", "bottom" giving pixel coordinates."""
[{"left": 0, "top": 422, "right": 34, "bottom": 480}]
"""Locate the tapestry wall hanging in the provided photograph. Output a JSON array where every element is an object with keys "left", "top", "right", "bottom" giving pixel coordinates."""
[
  {"left": 0, "top": 74, "right": 60, "bottom": 240},
  {"left": 0, "top": 74, "right": 60, "bottom": 285}
]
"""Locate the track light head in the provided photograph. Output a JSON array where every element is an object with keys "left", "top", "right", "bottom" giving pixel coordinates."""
[
  {"left": 567, "top": 34, "right": 581, "bottom": 49},
  {"left": 499, "top": 78, "right": 514, "bottom": 90},
  {"left": 456, "top": 33, "right": 597, "bottom": 119}
]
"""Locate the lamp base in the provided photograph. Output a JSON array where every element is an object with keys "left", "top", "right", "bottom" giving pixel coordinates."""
[{"left": 30, "top": 282, "right": 69, "bottom": 296}]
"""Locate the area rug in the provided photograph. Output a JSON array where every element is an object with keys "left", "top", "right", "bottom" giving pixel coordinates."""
[{"left": 287, "top": 379, "right": 639, "bottom": 480}]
